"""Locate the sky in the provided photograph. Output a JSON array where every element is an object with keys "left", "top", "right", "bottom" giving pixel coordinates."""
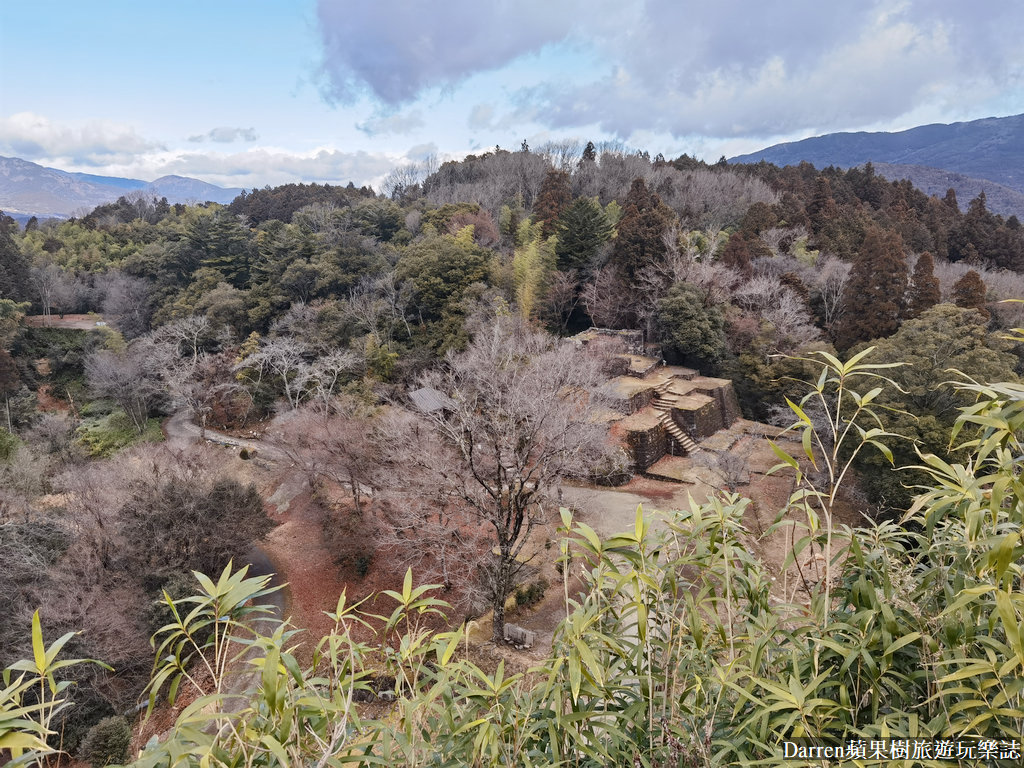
[{"left": 1, "top": 0, "right": 1022, "bottom": 191}]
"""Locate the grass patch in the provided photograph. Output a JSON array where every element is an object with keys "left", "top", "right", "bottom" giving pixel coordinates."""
[{"left": 76, "top": 409, "right": 164, "bottom": 457}]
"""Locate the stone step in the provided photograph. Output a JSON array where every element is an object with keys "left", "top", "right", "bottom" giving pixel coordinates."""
[{"left": 658, "top": 413, "right": 700, "bottom": 455}]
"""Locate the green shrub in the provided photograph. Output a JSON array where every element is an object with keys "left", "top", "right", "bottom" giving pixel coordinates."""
[
  {"left": 0, "top": 426, "right": 19, "bottom": 461},
  {"left": 514, "top": 578, "right": 548, "bottom": 609},
  {"left": 75, "top": 409, "right": 164, "bottom": 457},
  {"left": 79, "top": 715, "right": 131, "bottom": 768}
]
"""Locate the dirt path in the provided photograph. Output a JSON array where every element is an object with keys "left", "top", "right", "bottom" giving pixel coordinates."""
[
  {"left": 163, "top": 410, "right": 290, "bottom": 462},
  {"left": 23, "top": 313, "right": 107, "bottom": 330}
]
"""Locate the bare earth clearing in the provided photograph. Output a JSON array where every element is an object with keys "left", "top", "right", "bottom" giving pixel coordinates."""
[
  {"left": 24, "top": 313, "right": 107, "bottom": 330},
  {"left": 161, "top": 410, "right": 868, "bottom": 675}
]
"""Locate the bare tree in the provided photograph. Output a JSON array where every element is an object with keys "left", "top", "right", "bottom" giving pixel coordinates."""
[
  {"left": 100, "top": 271, "right": 152, "bottom": 338},
  {"left": 152, "top": 315, "right": 211, "bottom": 363},
  {"left": 581, "top": 266, "right": 631, "bottom": 329},
  {"left": 29, "top": 262, "right": 63, "bottom": 325},
  {"left": 85, "top": 338, "right": 171, "bottom": 433},
  {"left": 273, "top": 403, "right": 378, "bottom": 514},
  {"left": 374, "top": 409, "right": 490, "bottom": 596},
  {"left": 308, "top": 351, "right": 360, "bottom": 414},
  {"left": 809, "top": 255, "right": 852, "bottom": 337},
  {"left": 238, "top": 337, "right": 311, "bottom": 410},
  {"left": 540, "top": 269, "right": 583, "bottom": 334},
  {"left": 390, "top": 317, "right": 615, "bottom": 641}
]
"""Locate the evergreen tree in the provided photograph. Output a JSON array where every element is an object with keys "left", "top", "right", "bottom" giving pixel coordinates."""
[
  {"left": 905, "top": 252, "right": 940, "bottom": 319},
  {"left": 835, "top": 227, "right": 908, "bottom": 350},
  {"left": 943, "top": 187, "right": 959, "bottom": 211},
  {"left": 656, "top": 282, "right": 726, "bottom": 370},
  {"left": 951, "top": 269, "right": 989, "bottom": 320},
  {"left": 0, "top": 213, "right": 30, "bottom": 301},
  {"left": 719, "top": 232, "right": 753, "bottom": 276},
  {"left": 581, "top": 141, "right": 597, "bottom": 164},
  {"left": 554, "top": 197, "right": 613, "bottom": 273},
  {"left": 195, "top": 210, "right": 254, "bottom": 288},
  {"left": 611, "top": 178, "right": 673, "bottom": 282},
  {"left": 531, "top": 170, "right": 571, "bottom": 238}
]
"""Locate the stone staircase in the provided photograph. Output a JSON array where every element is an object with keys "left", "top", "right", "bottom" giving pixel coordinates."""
[{"left": 652, "top": 380, "right": 700, "bottom": 455}]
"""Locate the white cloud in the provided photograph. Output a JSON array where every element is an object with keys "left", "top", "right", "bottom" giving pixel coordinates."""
[
  {"left": 187, "top": 127, "right": 259, "bottom": 143},
  {"left": 0, "top": 112, "right": 439, "bottom": 189},
  {"left": 314, "top": 0, "right": 1024, "bottom": 141},
  {"left": 0, "top": 112, "right": 163, "bottom": 166},
  {"left": 315, "top": 0, "right": 591, "bottom": 104},
  {"left": 356, "top": 110, "right": 425, "bottom": 136}
]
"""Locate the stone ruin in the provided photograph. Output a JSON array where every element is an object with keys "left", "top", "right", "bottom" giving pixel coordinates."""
[
  {"left": 503, "top": 623, "right": 536, "bottom": 650},
  {"left": 576, "top": 330, "right": 742, "bottom": 473}
]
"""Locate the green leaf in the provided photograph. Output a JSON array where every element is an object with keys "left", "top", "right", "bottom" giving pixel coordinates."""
[{"left": 30, "top": 612, "right": 45, "bottom": 675}]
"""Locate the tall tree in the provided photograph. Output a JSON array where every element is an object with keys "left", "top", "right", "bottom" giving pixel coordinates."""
[
  {"left": 834, "top": 227, "right": 908, "bottom": 350},
  {"left": 719, "top": 232, "right": 753, "bottom": 277},
  {"left": 952, "top": 269, "right": 989, "bottom": 320},
  {"left": 611, "top": 178, "right": 673, "bottom": 282},
  {"left": 656, "top": 282, "right": 727, "bottom": 370},
  {"left": 531, "top": 170, "right": 571, "bottom": 239},
  {"left": 554, "top": 196, "right": 613, "bottom": 273},
  {"left": 394, "top": 317, "right": 616, "bottom": 641},
  {"left": 0, "top": 349, "right": 19, "bottom": 432},
  {"left": 0, "top": 213, "right": 30, "bottom": 301},
  {"left": 905, "top": 252, "right": 941, "bottom": 319}
]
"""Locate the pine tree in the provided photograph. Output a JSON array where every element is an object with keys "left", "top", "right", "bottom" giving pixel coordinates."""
[
  {"left": 532, "top": 170, "right": 571, "bottom": 238},
  {"left": 951, "top": 269, "right": 989, "bottom": 320},
  {"left": 555, "top": 197, "right": 613, "bottom": 273},
  {"left": 611, "top": 178, "right": 673, "bottom": 282},
  {"left": 835, "top": 227, "right": 908, "bottom": 350},
  {"left": 905, "top": 252, "right": 941, "bottom": 319},
  {"left": 581, "top": 141, "right": 597, "bottom": 164}
]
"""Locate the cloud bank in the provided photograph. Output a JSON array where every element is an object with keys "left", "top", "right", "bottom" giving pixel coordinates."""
[
  {"left": 188, "top": 127, "right": 259, "bottom": 143},
  {"left": 315, "top": 0, "right": 1024, "bottom": 139}
]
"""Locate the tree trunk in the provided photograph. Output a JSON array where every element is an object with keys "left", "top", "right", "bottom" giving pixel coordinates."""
[
  {"left": 5, "top": 395, "right": 10, "bottom": 433},
  {"left": 490, "top": 559, "right": 512, "bottom": 643},
  {"left": 491, "top": 597, "right": 506, "bottom": 644}
]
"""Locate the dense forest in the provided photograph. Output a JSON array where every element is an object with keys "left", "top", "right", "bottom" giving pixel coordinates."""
[{"left": 3, "top": 142, "right": 1024, "bottom": 766}]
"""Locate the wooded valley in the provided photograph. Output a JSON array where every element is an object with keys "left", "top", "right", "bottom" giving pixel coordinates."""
[{"left": 3, "top": 144, "right": 1024, "bottom": 766}]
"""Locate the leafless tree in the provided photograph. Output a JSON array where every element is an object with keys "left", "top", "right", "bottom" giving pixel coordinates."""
[
  {"left": 307, "top": 351, "right": 360, "bottom": 414},
  {"left": 273, "top": 402, "right": 378, "bottom": 514},
  {"left": 238, "top": 337, "right": 311, "bottom": 410},
  {"left": 540, "top": 269, "right": 583, "bottom": 334},
  {"left": 29, "top": 262, "right": 63, "bottom": 325},
  {"left": 85, "top": 338, "right": 172, "bottom": 433},
  {"left": 695, "top": 442, "right": 755, "bottom": 492},
  {"left": 345, "top": 272, "right": 413, "bottom": 347},
  {"left": 99, "top": 271, "right": 152, "bottom": 338},
  {"left": 389, "top": 317, "right": 616, "bottom": 641},
  {"left": 581, "top": 266, "right": 632, "bottom": 329},
  {"left": 152, "top": 315, "right": 212, "bottom": 363},
  {"left": 373, "top": 408, "right": 490, "bottom": 597},
  {"left": 808, "top": 255, "right": 852, "bottom": 337}
]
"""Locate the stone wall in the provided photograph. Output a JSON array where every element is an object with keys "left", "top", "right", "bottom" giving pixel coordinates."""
[
  {"left": 675, "top": 398, "right": 721, "bottom": 439},
  {"left": 625, "top": 423, "right": 668, "bottom": 471},
  {"left": 690, "top": 379, "right": 741, "bottom": 432}
]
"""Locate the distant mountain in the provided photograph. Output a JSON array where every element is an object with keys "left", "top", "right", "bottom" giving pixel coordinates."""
[
  {"left": 729, "top": 114, "right": 1024, "bottom": 217},
  {"left": 870, "top": 163, "right": 1024, "bottom": 219},
  {"left": 0, "top": 156, "right": 245, "bottom": 219}
]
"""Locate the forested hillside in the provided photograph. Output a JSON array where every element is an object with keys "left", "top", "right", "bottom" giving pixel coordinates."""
[{"left": 3, "top": 142, "right": 1024, "bottom": 766}]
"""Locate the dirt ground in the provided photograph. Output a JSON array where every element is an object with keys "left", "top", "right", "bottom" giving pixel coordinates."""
[
  {"left": 24, "top": 313, "right": 106, "bottom": 330},
  {"left": 160, "top": 410, "right": 874, "bottom": 678}
]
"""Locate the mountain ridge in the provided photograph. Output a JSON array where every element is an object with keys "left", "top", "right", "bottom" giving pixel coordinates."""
[
  {"left": 0, "top": 156, "right": 245, "bottom": 219},
  {"left": 729, "top": 114, "right": 1024, "bottom": 217}
]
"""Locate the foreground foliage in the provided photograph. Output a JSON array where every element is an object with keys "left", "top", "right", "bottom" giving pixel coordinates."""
[{"left": 4, "top": 361, "right": 1024, "bottom": 767}]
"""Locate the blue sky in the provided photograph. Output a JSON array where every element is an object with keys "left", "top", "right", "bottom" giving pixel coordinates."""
[{"left": 2, "top": 0, "right": 1022, "bottom": 190}]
